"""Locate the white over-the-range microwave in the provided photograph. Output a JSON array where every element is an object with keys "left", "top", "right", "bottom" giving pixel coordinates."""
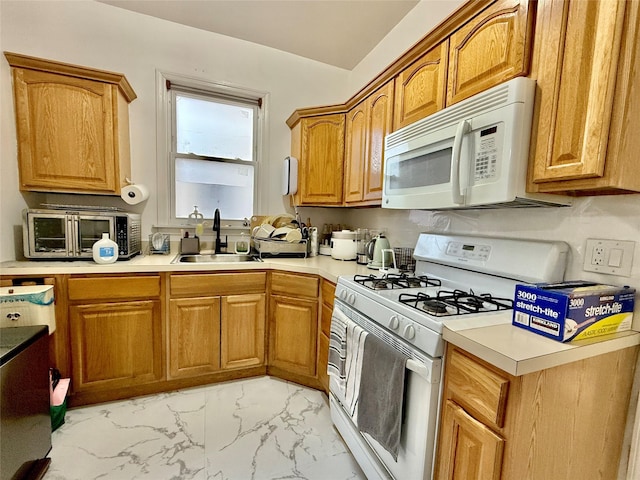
[{"left": 382, "top": 76, "right": 571, "bottom": 210}]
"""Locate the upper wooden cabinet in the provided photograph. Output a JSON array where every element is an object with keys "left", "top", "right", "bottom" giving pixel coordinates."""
[
  {"left": 393, "top": 42, "right": 448, "bottom": 130},
  {"left": 528, "top": 0, "right": 640, "bottom": 194},
  {"left": 288, "top": 1, "right": 535, "bottom": 206},
  {"left": 290, "top": 114, "right": 345, "bottom": 206},
  {"left": 344, "top": 80, "right": 394, "bottom": 205},
  {"left": 4, "top": 52, "right": 136, "bottom": 195},
  {"left": 446, "top": 0, "right": 533, "bottom": 105},
  {"left": 393, "top": 0, "right": 532, "bottom": 130}
]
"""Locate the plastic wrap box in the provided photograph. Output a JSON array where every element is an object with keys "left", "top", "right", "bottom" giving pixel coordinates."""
[{"left": 512, "top": 281, "right": 635, "bottom": 342}]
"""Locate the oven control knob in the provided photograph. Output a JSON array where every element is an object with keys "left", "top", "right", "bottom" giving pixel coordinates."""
[
  {"left": 403, "top": 324, "right": 416, "bottom": 340},
  {"left": 348, "top": 293, "right": 356, "bottom": 305},
  {"left": 388, "top": 316, "right": 400, "bottom": 330},
  {"left": 339, "top": 290, "right": 347, "bottom": 300}
]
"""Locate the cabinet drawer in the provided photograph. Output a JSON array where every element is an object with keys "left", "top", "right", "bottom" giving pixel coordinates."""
[
  {"left": 170, "top": 272, "right": 266, "bottom": 297},
  {"left": 271, "top": 272, "right": 319, "bottom": 298},
  {"left": 447, "top": 348, "right": 510, "bottom": 429},
  {"left": 68, "top": 276, "right": 161, "bottom": 301},
  {"left": 321, "top": 279, "right": 336, "bottom": 306}
]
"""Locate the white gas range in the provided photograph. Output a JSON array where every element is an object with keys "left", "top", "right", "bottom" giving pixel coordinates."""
[{"left": 330, "top": 233, "right": 569, "bottom": 480}]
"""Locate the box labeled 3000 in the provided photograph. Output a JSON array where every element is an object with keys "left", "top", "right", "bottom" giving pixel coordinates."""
[{"left": 512, "top": 281, "right": 635, "bottom": 342}]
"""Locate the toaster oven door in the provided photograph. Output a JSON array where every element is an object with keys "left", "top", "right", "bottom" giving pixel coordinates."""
[
  {"left": 25, "top": 213, "right": 73, "bottom": 258},
  {"left": 75, "top": 215, "right": 115, "bottom": 257}
]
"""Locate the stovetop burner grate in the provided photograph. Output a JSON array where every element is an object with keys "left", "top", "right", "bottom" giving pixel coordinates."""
[
  {"left": 354, "top": 273, "right": 441, "bottom": 291},
  {"left": 399, "top": 289, "right": 514, "bottom": 317}
]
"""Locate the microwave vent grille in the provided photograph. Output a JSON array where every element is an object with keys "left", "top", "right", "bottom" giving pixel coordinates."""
[
  {"left": 437, "top": 197, "right": 571, "bottom": 210},
  {"left": 386, "top": 77, "right": 531, "bottom": 150}
]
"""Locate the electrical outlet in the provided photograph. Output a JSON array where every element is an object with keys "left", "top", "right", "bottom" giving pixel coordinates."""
[
  {"left": 583, "top": 239, "right": 635, "bottom": 276},
  {"left": 592, "top": 246, "right": 605, "bottom": 265}
]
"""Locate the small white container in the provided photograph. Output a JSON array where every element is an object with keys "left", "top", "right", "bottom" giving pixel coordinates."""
[
  {"left": 330, "top": 230, "right": 357, "bottom": 261},
  {"left": 92, "top": 233, "right": 118, "bottom": 264}
]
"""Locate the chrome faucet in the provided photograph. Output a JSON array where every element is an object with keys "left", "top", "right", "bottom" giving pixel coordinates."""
[{"left": 213, "top": 208, "right": 228, "bottom": 254}]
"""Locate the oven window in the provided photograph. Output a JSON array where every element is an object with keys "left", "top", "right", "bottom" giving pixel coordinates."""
[
  {"left": 78, "top": 219, "right": 112, "bottom": 252},
  {"left": 388, "top": 147, "right": 452, "bottom": 189},
  {"left": 32, "top": 217, "right": 66, "bottom": 252}
]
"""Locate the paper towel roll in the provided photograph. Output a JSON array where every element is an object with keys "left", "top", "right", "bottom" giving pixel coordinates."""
[{"left": 121, "top": 184, "right": 149, "bottom": 205}]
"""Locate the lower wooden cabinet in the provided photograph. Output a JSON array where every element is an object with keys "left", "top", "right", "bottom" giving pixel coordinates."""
[
  {"left": 268, "top": 272, "right": 320, "bottom": 384},
  {"left": 435, "top": 344, "right": 639, "bottom": 480},
  {"left": 67, "top": 275, "right": 164, "bottom": 398},
  {"left": 55, "top": 270, "right": 333, "bottom": 406},
  {"left": 221, "top": 294, "right": 266, "bottom": 370},
  {"left": 168, "top": 273, "right": 267, "bottom": 380},
  {"left": 437, "top": 400, "right": 505, "bottom": 480},
  {"left": 269, "top": 294, "right": 318, "bottom": 376},
  {"left": 169, "top": 297, "right": 221, "bottom": 378}
]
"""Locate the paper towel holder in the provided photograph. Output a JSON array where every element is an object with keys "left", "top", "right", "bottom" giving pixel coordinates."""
[{"left": 121, "top": 178, "right": 149, "bottom": 205}]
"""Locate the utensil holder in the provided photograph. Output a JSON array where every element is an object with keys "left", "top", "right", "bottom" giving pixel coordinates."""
[
  {"left": 180, "top": 237, "right": 200, "bottom": 254},
  {"left": 393, "top": 247, "right": 415, "bottom": 272}
]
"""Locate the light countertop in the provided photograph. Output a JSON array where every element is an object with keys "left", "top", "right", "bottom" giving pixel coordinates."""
[
  {"left": 0, "top": 252, "right": 373, "bottom": 283},
  {"left": 442, "top": 313, "right": 640, "bottom": 376},
  {"left": 3, "top": 252, "right": 639, "bottom": 376}
]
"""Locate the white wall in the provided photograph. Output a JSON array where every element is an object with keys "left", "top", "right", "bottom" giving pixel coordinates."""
[
  {"left": 348, "top": 0, "right": 465, "bottom": 93},
  {"left": 0, "top": 0, "right": 351, "bottom": 261}
]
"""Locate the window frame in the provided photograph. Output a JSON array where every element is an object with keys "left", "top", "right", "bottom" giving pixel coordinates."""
[{"left": 156, "top": 70, "right": 267, "bottom": 227}]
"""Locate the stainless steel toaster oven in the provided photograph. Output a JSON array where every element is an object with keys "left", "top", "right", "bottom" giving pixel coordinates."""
[{"left": 23, "top": 207, "right": 141, "bottom": 260}]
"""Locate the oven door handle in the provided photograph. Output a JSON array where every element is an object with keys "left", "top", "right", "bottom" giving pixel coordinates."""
[{"left": 407, "top": 358, "right": 431, "bottom": 382}]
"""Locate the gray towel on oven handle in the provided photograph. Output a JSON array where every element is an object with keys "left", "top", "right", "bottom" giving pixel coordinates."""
[{"left": 356, "top": 333, "right": 408, "bottom": 461}]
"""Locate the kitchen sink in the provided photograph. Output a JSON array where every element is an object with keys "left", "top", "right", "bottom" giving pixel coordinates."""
[{"left": 171, "top": 253, "right": 261, "bottom": 264}]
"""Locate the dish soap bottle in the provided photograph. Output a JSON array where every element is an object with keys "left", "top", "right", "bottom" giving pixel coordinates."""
[
  {"left": 189, "top": 206, "right": 204, "bottom": 238},
  {"left": 92, "top": 233, "right": 119, "bottom": 264}
]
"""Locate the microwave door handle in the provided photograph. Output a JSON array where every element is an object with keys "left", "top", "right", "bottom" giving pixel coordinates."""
[{"left": 451, "top": 119, "right": 471, "bottom": 205}]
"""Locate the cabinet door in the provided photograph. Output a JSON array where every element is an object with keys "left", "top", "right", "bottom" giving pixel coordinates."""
[
  {"left": 169, "top": 297, "right": 221, "bottom": 378},
  {"left": 393, "top": 42, "right": 448, "bottom": 130},
  {"left": 447, "top": 0, "right": 532, "bottom": 105},
  {"left": 221, "top": 293, "right": 265, "bottom": 370},
  {"left": 11, "top": 69, "right": 122, "bottom": 194},
  {"left": 343, "top": 102, "right": 367, "bottom": 204},
  {"left": 299, "top": 114, "right": 345, "bottom": 205},
  {"left": 269, "top": 294, "right": 318, "bottom": 376},
  {"left": 363, "top": 80, "right": 394, "bottom": 203},
  {"left": 530, "top": 0, "right": 626, "bottom": 184},
  {"left": 436, "top": 400, "right": 505, "bottom": 480},
  {"left": 69, "top": 300, "right": 163, "bottom": 392}
]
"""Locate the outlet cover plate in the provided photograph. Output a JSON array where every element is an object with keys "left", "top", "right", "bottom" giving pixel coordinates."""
[{"left": 583, "top": 238, "right": 635, "bottom": 276}]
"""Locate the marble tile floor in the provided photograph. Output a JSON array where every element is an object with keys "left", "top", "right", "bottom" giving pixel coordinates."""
[{"left": 43, "top": 376, "right": 366, "bottom": 480}]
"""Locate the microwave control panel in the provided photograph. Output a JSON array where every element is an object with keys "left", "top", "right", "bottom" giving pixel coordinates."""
[
  {"left": 446, "top": 241, "right": 491, "bottom": 261},
  {"left": 473, "top": 125, "right": 501, "bottom": 182}
]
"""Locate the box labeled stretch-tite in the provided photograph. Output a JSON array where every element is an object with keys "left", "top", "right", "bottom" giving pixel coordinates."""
[{"left": 512, "top": 281, "right": 635, "bottom": 342}]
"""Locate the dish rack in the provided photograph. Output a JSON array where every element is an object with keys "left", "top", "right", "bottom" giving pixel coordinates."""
[
  {"left": 253, "top": 238, "right": 307, "bottom": 259},
  {"left": 149, "top": 233, "right": 171, "bottom": 254}
]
